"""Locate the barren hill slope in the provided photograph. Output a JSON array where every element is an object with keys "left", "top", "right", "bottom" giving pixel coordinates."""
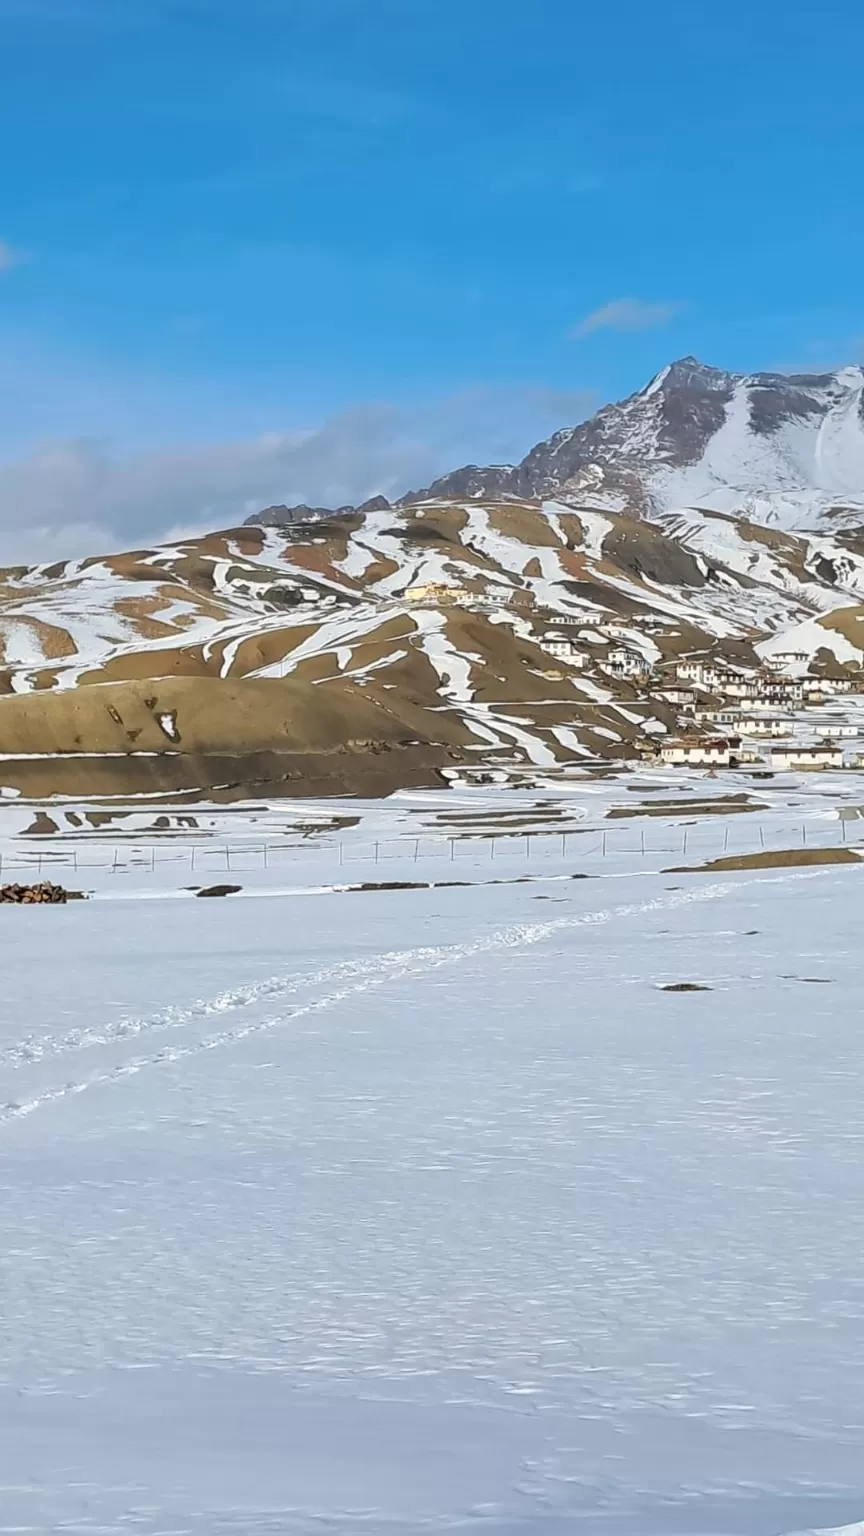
[{"left": 2, "top": 499, "right": 864, "bottom": 796}]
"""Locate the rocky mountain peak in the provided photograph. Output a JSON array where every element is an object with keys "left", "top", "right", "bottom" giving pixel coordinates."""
[
  {"left": 404, "top": 357, "right": 864, "bottom": 531},
  {"left": 653, "top": 356, "right": 736, "bottom": 392},
  {"left": 241, "top": 359, "right": 864, "bottom": 537}
]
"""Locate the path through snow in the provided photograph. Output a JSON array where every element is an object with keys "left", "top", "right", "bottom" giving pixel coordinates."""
[{"left": 1, "top": 866, "right": 863, "bottom": 1533}]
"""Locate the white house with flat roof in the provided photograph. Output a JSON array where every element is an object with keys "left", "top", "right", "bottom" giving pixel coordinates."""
[
  {"left": 769, "top": 743, "right": 844, "bottom": 771},
  {"left": 661, "top": 735, "right": 741, "bottom": 767},
  {"left": 539, "top": 633, "right": 587, "bottom": 664},
  {"left": 607, "top": 647, "right": 653, "bottom": 678},
  {"left": 764, "top": 651, "right": 809, "bottom": 672}
]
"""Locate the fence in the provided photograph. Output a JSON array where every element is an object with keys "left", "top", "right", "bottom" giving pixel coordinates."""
[{"left": 1, "top": 816, "right": 862, "bottom": 877}]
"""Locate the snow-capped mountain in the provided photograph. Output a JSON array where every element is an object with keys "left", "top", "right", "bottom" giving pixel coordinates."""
[{"left": 405, "top": 358, "right": 864, "bottom": 531}]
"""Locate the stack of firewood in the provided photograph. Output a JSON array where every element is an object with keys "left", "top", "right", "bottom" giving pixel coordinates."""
[{"left": 0, "top": 882, "right": 73, "bottom": 904}]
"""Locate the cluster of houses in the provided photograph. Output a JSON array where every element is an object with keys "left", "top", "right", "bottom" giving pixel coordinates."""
[
  {"left": 670, "top": 657, "right": 854, "bottom": 701},
  {"left": 645, "top": 655, "right": 864, "bottom": 772},
  {"left": 529, "top": 618, "right": 864, "bottom": 772}
]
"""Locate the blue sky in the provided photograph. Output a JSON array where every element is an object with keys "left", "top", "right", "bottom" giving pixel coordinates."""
[{"left": 1, "top": 0, "right": 863, "bottom": 552}]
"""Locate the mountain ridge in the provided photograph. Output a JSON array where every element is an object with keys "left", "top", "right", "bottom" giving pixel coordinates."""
[
  {"left": 246, "top": 357, "right": 864, "bottom": 535},
  {"left": 406, "top": 357, "right": 864, "bottom": 529},
  {"left": 3, "top": 494, "right": 864, "bottom": 797}
]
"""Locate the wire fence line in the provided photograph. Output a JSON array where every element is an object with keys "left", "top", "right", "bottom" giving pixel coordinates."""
[{"left": 1, "top": 817, "right": 862, "bottom": 876}]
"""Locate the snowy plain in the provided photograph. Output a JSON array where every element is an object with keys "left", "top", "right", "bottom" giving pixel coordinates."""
[{"left": 2, "top": 773, "right": 864, "bottom": 1533}]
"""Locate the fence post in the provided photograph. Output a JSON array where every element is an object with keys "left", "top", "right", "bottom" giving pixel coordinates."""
[
  {"left": 450, "top": 838, "right": 455, "bottom": 861},
  {"left": 759, "top": 825, "right": 764, "bottom": 848},
  {"left": 802, "top": 823, "right": 807, "bottom": 845},
  {"left": 490, "top": 836, "right": 495, "bottom": 860},
  {"left": 263, "top": 844, "right": 269, "bottom": 869},
  {"left": 640, "top": 828, "right": 646, "bottom": 856},
  {"left": 682, "top": 827, "right": 688, "bottom": 857},
  {"left": 414, "top": 838, "right": 420, "bottom": 862},
  {"left": 602, "top": 830, "right": 607, "bottom": 857},
  {"left": 191, "top": 846, "right": 195, "bottom": 871},
  {"left": 374, "top": 841, "right": 379, "bottom": 864},
  {"left": 842, "top": 818, "right": 848, "bottom": 842},
  {"left": 724, "top": 825, "right": 730, "bottom": 851}
]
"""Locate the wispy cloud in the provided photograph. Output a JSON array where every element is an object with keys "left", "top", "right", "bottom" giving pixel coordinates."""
[
  {"left": 0, "top": 240, "right": 23, "bottom": 272},
  {"left": 571, "top": 297, "right": 683, "bottom": 338},
  {"left": 0, "top": 385, "right": 591, "bottom": 564}
]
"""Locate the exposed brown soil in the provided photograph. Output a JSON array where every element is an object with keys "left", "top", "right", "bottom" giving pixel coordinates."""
[
  {"left": 659, "top": 982, "right": 713, "bottom": 992},
  {"left": 23, "top": 812, "right": 60, "bottom": 836},
  {"left": 0, "top": 745, "right": 465, "bottom": 802},
  {"left": 666, "top": 846, "right": 864, "bottom": 873},
  {"left": 488, "top": 505, "right": 563, "bottom": 549},
  {"left": 0, "top": 675, "right": 476, "bottom": 757},
  {"left": 20, "top": 618, "right": 78, "bottom": 660},
  {"left": 814, "top": 605, "right": 864, "bottom": 649},
  {"left": 196, "top": 884, "right": 243, "bottom": 898},
  {"left": 607, "top": 799, "right": 765, "bottom": 819}
]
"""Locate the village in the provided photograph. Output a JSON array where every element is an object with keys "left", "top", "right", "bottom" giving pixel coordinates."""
[
  {"left": 531, "top": 619, "right": 864, "bottom": 772},
  {"left": 648, "top": 654, "right": 863, "bottom": 771},
  {"left": 389, "top": 582, "right": 864, "bottom": 772}
]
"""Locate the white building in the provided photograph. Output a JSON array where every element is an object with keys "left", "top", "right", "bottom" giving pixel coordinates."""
[
  {"left": 764, "top": 651, "right": 809, "bottom": 672},
  {"left": 675, "top": 660, "right": 725, "bottom": 686},
  {"left": 674, "top": 660, "right": 756, "bottom": 692},
  {"left": 769, "top": 744, "right": 844, "bottom": 771},
  {"left": 755, "top": 679, "right": 805, "bottom": 702},
  {"left": 607, "top": 647, "right": 652, "bottom": 678},
  {"left": 702, "top": 711, "right": 790, "bottom": 736},
  {"left": 815, "top": 723, "right": 858, "bottom": 739},
  {"left": 736, "top": 716, "right": 791, "bottom": 737},
  {"left": 654, "top": 686, "right": 697, "bottom": 706},
  {"left": 817, "top": 675, "right": 855, "bottom": 694},
  {"left": 540, "top": 633, "right": 587, "bottom": 665},
  {"left": 721, "top": 677, "right": 761, "bottom": 698},
  {"left": 661, "top": 735, "right": 741, "bottom": 767},
  {"left": 630, "top": 613, "right": 669, "bottom": 630},
  {"left": 404, "top": 583, "right": 474, "bottom": 605}
]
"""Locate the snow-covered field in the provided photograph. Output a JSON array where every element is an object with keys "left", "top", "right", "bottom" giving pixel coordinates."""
[
  {"left": 3, "top": 777, "right": 864, "bottom": 1534},
  {"left": 5, "top": 762, "right": 864, "bottom": 891}
]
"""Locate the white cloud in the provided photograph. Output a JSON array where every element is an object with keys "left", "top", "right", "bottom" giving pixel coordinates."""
[
  {"left": 0, "top": 386, "right": 594, "bottom": 564},
  {"left": 0, "top": 240, "right": 23, "bottom": 272},
  {"left": 572, "top": 297, "right": 683, "bottom": 338}
]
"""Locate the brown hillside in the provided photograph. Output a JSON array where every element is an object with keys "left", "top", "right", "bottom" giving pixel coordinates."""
[{"left": 0, "top": 675, "right": 477, "bottom": 757}]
